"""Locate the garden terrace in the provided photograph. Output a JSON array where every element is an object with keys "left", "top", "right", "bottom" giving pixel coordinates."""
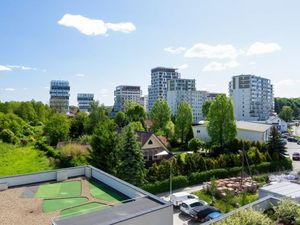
[{"left": 0, "top": 166, "right": 172, "bottom": 225}]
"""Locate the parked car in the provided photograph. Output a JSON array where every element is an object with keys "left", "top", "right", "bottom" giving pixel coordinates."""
[
  {"left": 292, "top": 152, "right": 300, "bottom": 161},
  {"left": 297, "top": 140, "right": 300, "bottom": 145},
  {"left": 170, "top": 192, "right": 199, "bottom": 207},
  {"left": 189, "top": 205, "right": 223, "bottom": 222},
  {"left": 287, "top": 137, "right": 298, "bottom": 142},
  {"left": 179, "top": 199, "right": 208, "bottom": 215}
]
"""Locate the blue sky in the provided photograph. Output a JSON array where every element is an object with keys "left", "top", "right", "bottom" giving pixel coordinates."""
[{"left": 1, "top": 0, "right": 300, "bottom": 106}]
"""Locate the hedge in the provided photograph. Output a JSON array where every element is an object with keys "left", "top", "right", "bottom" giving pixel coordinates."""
[
  {"left": 143, "top": 159, "right": 292, "bottom": 194},
  {"left": 142, "top": 175, "right": 188, "bottom": 194}
]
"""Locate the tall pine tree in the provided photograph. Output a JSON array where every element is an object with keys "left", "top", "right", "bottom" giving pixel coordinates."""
[
  {"left": 267, "top": 126, "right": 287, "bottom": 160},
  {"left": 118, "top": 126, "right": 145, "bottom": 186}
]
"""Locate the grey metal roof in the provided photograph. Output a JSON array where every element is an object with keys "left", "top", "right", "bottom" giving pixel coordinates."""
[
  {"left": 260, "top": 182, "right": 300, "bottom": 198},
  {"left": 236, "top": 121, "right": 272, "bottom": 132},
  {"left": 54, "top": 197, "right": 165, "bottom": 225}
]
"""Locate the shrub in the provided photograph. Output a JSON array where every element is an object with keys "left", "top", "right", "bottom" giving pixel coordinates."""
[
  {"left": 273, "top": 199, "right": 300, "bottom": 224},
  {"left": 34, "top": 140, "right": 60, "bottom": 158},
  {"left": 214, "top": 208, "right": 272, "bottom": 225},
  {"left": 0, "top": 129, "right": 18, "bottom": 144},
  {"left": 60, "top": 143, "right": 89, "bottom": 167},
  {"left": 142, "top": 176, "right": 188, "bottom": 194}
]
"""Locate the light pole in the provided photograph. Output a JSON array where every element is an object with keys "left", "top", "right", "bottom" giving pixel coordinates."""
[{"left": 155, "top": 151, "right": 172, "bottom": 196}]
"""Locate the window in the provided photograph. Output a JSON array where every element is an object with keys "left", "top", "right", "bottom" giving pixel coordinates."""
[
  {"left": 148, "top": 140, "right": 153, "bottom": 145},
  {"left": 197, "top": 130, "right": 200, "bottom": 133}
]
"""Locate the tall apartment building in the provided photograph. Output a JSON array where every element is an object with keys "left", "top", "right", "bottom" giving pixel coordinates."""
[
  {"left": 148, "top": 67, "right": 180, "bottom": 112},
  {"left": 77, "top": 93, "right": 94, "bottom": 112},
  {"left": 229, "top": 74, "right": 274, "bottom": 121},
  {"left": 113, "top": 85, "right": 143, "bottom": 112},
  {"left": 49, "top": 80, "right": 70, "bottom": 114},
  {"left": 207, "top": 92, "right": 223, "bottom": 101},
  {"left": 167, "top": 78, "right": 208, "bottom": 123},
  {"left": 140, "top": 95, "right": 148, "bottom": 113}
]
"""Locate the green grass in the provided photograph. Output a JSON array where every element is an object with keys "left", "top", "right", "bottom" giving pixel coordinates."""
[
  {"left": 60, "top": 202, "right": 110, "bottom": 219},
  {"left": 43, "top": 197, "right": 88, "bottom": 213},
  {"left": 0, "top": 142, "right": 53, "bottom": 176},
  {"left": 89, "top": 180, "right": 126, "bottom": 203},
  {"left": 35, "top": 181, "right": 82, "bottom": 198},
  {"left": 194, "top": 190, "right": 259, "bottom": 213}
]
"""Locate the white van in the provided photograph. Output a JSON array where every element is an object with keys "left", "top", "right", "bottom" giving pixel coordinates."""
[{"left": 170, "top": 192, "right": 199, "bottom": 207}]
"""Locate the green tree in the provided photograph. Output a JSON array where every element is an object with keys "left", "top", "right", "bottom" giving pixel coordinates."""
[
  {"left": 150, "top": 99, "right": 172, "bottom": 134},
  {"left": 126, "top": 121, "right": 145, "bottom": 131},
  {"left": 70, "top": 112, "right": 88, "bottom": 138},
  {"left": 267, "top": 126, "right": 287, "bottom": 159},
  {"left": 114, "top": 111, "right": 127, "bottom": 127},
  {"left": 188, "top": 137, "right": 205, "bottom": 152},
  {"left": 125, "top": 101, "right": 146, "bottom": 127},
  {"left": 202, "top": 101, "right": 212, "bottom": 119},
  {"left": 90, "top": 120, "right": 120, "bottom": 175},
  {"left": 118, "top": 126, "right": 145, "bottom": 186},
  {"left": 85, "top": 101, "right": 109, "bottom": 134},
  {"left": 207, "top": 94, "right": 237, "bottom": 148},
  {"left": 15, "top": 102, "right": 37, "bottom": 122},
  {"left": 279, "top": 106, "right": 293, "bottom": 122},
  {"left": 44, "top": 114, "right": 70, "bottom": 146},
  {"left": 175, "top": 101, "right": 193, "bottom": 144}
]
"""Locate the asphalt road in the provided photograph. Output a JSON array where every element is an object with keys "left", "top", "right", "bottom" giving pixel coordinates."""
[{"left": 286, "top": 141, "right": 300, "bottom": 171}]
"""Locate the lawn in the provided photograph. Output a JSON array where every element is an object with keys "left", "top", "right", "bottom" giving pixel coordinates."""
[
  {"left": 194, "top": 190, "right": 259, "bottom": 213},
  {"left": 60, "top": 202, "right": 110, "bottom": 219},
  {"left": 0, "top": 142, "right": 53, "bottom": 176}
]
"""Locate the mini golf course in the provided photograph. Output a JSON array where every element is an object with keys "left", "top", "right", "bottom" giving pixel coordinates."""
[{"left": 33, "top": 179, "right": 128, "bottom": 219}]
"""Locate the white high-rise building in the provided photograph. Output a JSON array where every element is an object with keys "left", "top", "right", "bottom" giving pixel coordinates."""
[
  {"left": 148, "top": 67, "right": 180, "bottom": 112},
  {"left": 113, "top": 85, "right": 143, "bottom": 112},
  {"left": 77, "top": 93, "right": 94, "bottom": 112},
  {"left": 49, "top": 80, "right": 70, "bottom": 114},
  {"left": 167, "top": 78, "right": 208, "bottom": 123},
  {"left": 229, "top": 74, "right": 274, "bottom": 121}
]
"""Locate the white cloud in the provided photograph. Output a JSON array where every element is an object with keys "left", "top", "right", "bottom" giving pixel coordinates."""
[
  {"left": 247, "top": 42, "right": 282, "bottom": 55},
  {"left": 106, "top": 22, "right": 136, "bottom": 33},
  {"left": 175, "top": 64, "right": 189, "bottom": 70},
  {"left": 164, "top": 46, "right": 187, "bottom": 54},
  {"left": 75, "top": 73, "right": 85, "bottom": 77},
  {"left": 0, "top": 65, "right": 12, "bottom": 71},
  {"left": 7, "top": 65, "right": 37, "bottom": 71},
  {"left": 4, "top": 88, "right": 15, "bottom": 91},
  {"left": 184, "top": 43, "right": 240, "bottom": 59},
  {"left": 202, "top": 60, "right": 239, "bottom": 72},
  {"left": 275, "top": 79, "right": 300, "bottom": 87},
  {"left": 58, "top": 14, "right": 136, "bottom": 36}
]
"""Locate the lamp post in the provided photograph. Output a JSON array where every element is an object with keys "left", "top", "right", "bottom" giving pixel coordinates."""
[{"left": 155, "top": 151, "right": 172, "bottom": 196}]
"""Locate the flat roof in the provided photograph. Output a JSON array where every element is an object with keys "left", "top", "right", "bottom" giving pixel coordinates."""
[
  {"left": 260, "top": 182, "right": 300, "bottom": 198},
  {"left": 54, "top": 197, "right": 162, "bottom": 225},
  {"left": 193, "top": 121, "right": 272, "bottom": 133},
  {"left": 0, "top": 166, "right": 170, "bottom": 225}
]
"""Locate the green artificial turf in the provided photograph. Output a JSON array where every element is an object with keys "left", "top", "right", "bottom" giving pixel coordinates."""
[
  {"left": 43, "top": 197, "right": 88, "bottom": 213},
  {"left": 60, "top": 202, "right": 110, "bottom": 219},
  {"left": 89, "top": 180, "right": 126, "bottom": 203},
  {"left": 35, "top": 181, "right": 81, "bottom": 198}
]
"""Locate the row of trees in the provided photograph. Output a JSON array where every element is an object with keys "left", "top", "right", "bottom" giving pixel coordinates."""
[{"left": 275, "top": 97, "right": 300, "bottom": 121}]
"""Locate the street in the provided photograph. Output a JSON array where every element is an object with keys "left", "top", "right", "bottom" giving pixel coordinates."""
[{"left": 286, "top": 141, "right": 300, "bottom": 172}]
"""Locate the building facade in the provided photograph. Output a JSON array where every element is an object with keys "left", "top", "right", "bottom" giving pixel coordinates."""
[
  {"left": 148, "top": 67, "right": 180, "bottom": 112},
  {"left": 77, "top": 93, "right": 94, "bottom": 112},
  {"left": 229, "top": 74, "right": 274, "bottom": 121},
  {"left": 193, "top": 121, "right": 272, "bottom": 143},
  {"left": 166, "top": 78, "right": 208, "bottom": 123},
  {"left": 113, "top": 85, "right": 143, "bottom": 112},
  {"left": 49, "top": 80, "right": 70, "bottom": 114}
]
